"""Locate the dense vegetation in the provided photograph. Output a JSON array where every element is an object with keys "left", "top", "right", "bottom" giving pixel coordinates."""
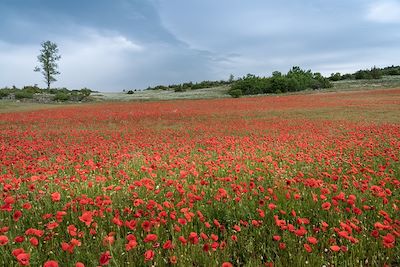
[
  {"left": 0, "top": 85, "right": 93, "bottom": 102},
  {"left": 144, "top": 79, "right": 232, "bottom": 92},
  {"left": 329, "top": 65, "right": 400, "bottom": 81},
  {"left": 228, "top": 67, "right": 333, "bottom": 97},
  {"left": 1, "top": 90, "right": 399, "bottom": 266}
]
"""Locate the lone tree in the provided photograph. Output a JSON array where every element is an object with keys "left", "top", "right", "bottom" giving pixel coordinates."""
[{"left": 34, "top": 41, "right": 61, "bottom": 90}]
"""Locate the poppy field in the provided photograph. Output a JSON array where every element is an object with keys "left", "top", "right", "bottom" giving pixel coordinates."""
[{"left": 0, "top": 89, "right": 399, "bottom": 266}]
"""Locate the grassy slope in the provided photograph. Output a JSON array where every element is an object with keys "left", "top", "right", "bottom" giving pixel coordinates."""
[
  {"left": 91, "top": 85, "right": 230, "bottom": 102},
  {"left": 1, "top": 76, "right": 400, "bottom": 112},
  {"left": 0, "top": 102, "right": 61, "bottom": 113}
]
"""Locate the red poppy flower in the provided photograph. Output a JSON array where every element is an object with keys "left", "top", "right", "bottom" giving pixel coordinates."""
[
  {"left": 30, "top": 237, "right": 39, "bottom": 246},
  {"left": 169, "top": 255, "right": 177, "bottom": 264},
  {"left": 102, "top": 235, "right": 115, "bottom": 246},
  {"left": 144, "top": 249, "right": 155, "bottom": 261},
  {"left": 322, "top": 202, "right": 331, "bottom": 210},
  {"left": 144, "top": 234, "right": 158, "bottom": 243},
  {"left": 43, "top": 260, "right": 59, "bottom": 267},
  {"left": 79, "top": 211, "right": 93, "bottom": 227},
  {"left": 304, "top": 243, "right": 312, "bottom": 253},
  {"left": 51, "top": 192, "right": 61, "bottom": 202},
  {"left": 330, "top": 245, "right": 341, "bottom": 252},
  {"left": 382, "top": 233, "right": 395, "bottom": 248},
  {"left": 0, "top": 235, "right": 9, "bottom": 246},
  {"left": 16, "top": 253, "right": 30, "bottom": 266},
  {"left": 13, "top": 210, "right": 23, "bottom": 222},
  {"left": 14, "top": 236, "right": 25, "bottom": 243},
  {"left": 163, "top": 240, "right": 174, "bottom": 250},
  {"left": 67, "top": 225, "right": 78, "bottom": 236},
  {"left": 307, "top": 236, "right": 318, "bottom": 245},
  {"left": 189, "top": 232, "right": 199, "bottom": 244},
  {"left": 141, "top": 221, "right": 151, "bottom": 232},
  {"left": 99, "top": 251, "right": 112, "bottom": 265},
  {"left": 273, "top": 235, "right": 281, "bottom": 241},
  {"left": 12, "top": 248, "right": 25, "bottom": 257}
]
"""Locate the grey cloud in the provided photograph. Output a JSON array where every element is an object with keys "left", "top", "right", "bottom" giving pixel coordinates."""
[{"left": 1, "top": 0, "right": 399, "bottom": 91}]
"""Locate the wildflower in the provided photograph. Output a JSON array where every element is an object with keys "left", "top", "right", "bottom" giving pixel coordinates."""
[
  {"left": 99, "top": 251, "right": 112, "bottom": 265},
  {"left": 307, "top": 237, "right": 318, "bottom": 245},
  {"left": 125, "top": 234, "right": 138, "bottom": 251},
  {"left": 16, "top": 253, "right": 30, "bottom": 266},
  {"left": 0, "top": 235, "right": 9, "bottom": 246},
  {"left": 144, "top": 249, "right": 155, "bottom": 261},
  {"left": 170, "top": 256, "right": 177, "bottom": 264},
  {"left": 51, "top": 192, "right": 61, "bottom": 202},
  {"left": 14, "top": 236, "right": 25, "bottom": 243},
  {"left": 29, "top": 237, "right": 39, "bottom": 246},
  {"left": 12, "top": 248, "right": 25, "bottom": 257},
  {"left": 144, "top": 234, "right": 158, "bottom": 243},
  {"left": 103, "top": 235, "right": 115, "bottom": 246},
  {"left": 330, "top": 245, "right": 340, "bottom": 252},
  {"left": 163, "top": 240, "right": 174, "bottom": 250},
  {"left": 189, "top": 232, "right": 199, "bottom": 244},
  {"left": 141, "top": 221, "right": 151, "bottom": 232},
  {"left": 321, "top": 202, "right": 331, "bottom": 210},
  {"left": 382, "top": 233, "right": 395, "bottom": 248},
  {"left": 79, "top": 211, "right": 93, "bottom": 227},
  {"left": 273, "top": 235, "right": 281, "bottom": 241},
  {"left": 43, "top": 260, "right": 59, "bottom": 267},
  {"left": 304, "top": 243, "right": 312, "bottom": 253},
  {"left": 13, "top": 210, "right": 23, "bottom": 221}
]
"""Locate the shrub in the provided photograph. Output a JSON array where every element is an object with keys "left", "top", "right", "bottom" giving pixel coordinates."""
[
  {"left": 228, "top": 89, "right": 243, "bottom": 98},
  {"left": 174, "top": 87, "right": 186, "bottom": 92},
  {"left": 15, "top": 91, "right": 34, "bottom": 99},
  {"left": 22, "top": 85, "right": 41, "bottom": 94},
  {"left": 80, "top": 88, "right": 92, "bottom": 97},
  {"left": 127, "top": 90, "right": 134, "bottom": 94},
  {"left": 231, "top": 74, "right": 270, "bottom": 95},
  {"left": 54, "top": 92, "right": 70, "bottom": 101},
  {"left": 329, "top": 72, "right": 342, "bottom": 81},
  {"left": 0, "top": 90, "right": 10, "bottom": 98}
]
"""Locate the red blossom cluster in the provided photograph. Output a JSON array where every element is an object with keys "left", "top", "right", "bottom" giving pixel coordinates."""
[{"left": 0, "top": 89, "right": 399, "bottom": 266}]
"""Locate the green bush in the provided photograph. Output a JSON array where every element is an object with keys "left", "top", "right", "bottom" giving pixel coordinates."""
[
  {"left": 354, "top": 67, "right": 382, "bottom": 80},
  {"left": 228, "top": 89, "right": 243, "bottom": 98},
  {"left": 329, "top": 72, "right": 342, "bottom": 81},
  {"left": 231, "top": 74, "right": 271, "bottom": 95},
  {"left": 15, "top": 91, "right": 34, "bottom": 99},
  {"left": 80, "top": 88, "right": 92, "bottom": 97},
  {"left": 229, "top": 67, "right": 332, "bottom": 97},
  {"left": 0, "top": 90, "right": 10, "bottom": 98},
  {"left": 174, "top": 86, "right": 186, "bottom": 92},
  {"left": 22, "top": 85, "right": 41, "bottom": 94},
  {"left": 54, "top": 92, "right": 70, "bottom": 101},
  {"left": 127, "top": 90, "right": 134, "bottom": 94}
]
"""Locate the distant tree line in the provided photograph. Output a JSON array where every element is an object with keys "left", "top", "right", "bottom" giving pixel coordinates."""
[
  {"left": 328, "top": 65, "right": 400, "bottom": 81},
  {"left": 228, "top": 66, "right": 333, "bottom": 98},
  {"left": 126, "top": 64, "right": 400, "bottom": 97},
  {"left": 143, "top": 80, "right": 232, "bottom": 92},
  {"left": 0, "top": 85, "right": 93, "bottom": 102}
]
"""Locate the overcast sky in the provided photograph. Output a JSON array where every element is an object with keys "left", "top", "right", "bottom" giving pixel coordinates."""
[{"left": 1, "top": 0, "right": 399, "bottom": 91}]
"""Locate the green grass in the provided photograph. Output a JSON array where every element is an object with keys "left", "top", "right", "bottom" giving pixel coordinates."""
[
  {"left": 92, "top": 86, "right": 230, "bottom": 101},
  {"left": 0, "top": 101, "right": 58, "bottom": 113},
  {"left": 332, "top": 75, "right": 400, "bottom": 91}
]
